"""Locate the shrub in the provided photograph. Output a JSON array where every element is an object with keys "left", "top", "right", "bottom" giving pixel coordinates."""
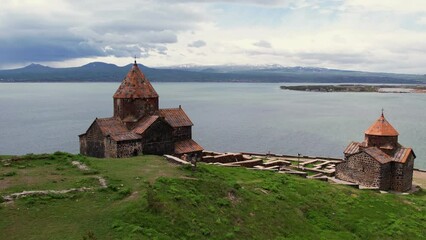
[
  {"left": 216, "top": 198, "right": 231, "bottom": 207},
  {"left": 116, "top": 188, "right": 131, "bottom": 199}
]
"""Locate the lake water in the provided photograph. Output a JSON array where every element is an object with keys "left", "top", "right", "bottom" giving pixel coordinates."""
[{"left": 0, "top": 82, "right": 425, "bottom": 169}]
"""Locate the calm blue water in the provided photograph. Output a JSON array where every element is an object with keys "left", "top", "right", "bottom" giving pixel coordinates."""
[{"left": 0, "top": 82, "right": 425, "bottom": 169}]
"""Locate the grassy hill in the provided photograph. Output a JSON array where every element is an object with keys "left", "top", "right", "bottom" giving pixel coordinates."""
[{"left": 1, "top": 153, "right": 425, "bottom": 239}]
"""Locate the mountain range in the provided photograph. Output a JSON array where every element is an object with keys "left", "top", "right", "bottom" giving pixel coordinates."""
[{"left": 0, "top": 62, "right": 425, "bottom": 84}]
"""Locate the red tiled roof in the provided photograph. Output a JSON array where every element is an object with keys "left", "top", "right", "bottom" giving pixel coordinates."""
[
  {"left": 392, "top": 147, "right": 415, "bottom": 163},
  {"left": 344, "top": 141, "right": 360, "bottom": 155},
  {"left": 174, "top": 139, "right": 204, "bottom": 154},
  {"left": 113, "top": 62, "right": 158, "bottom": 99},
  {"left": 96, "top": 117, "right": 127, "bottom": 135},
  {"left": 159, "top": 108, "right": 193, "bottom": 127},
  {"left": 95, "top": 117, "right": 140, "bottom": 141},
  {"left": 365, "top": 113, "right": 399, "bottom": 136},
  {"left": 110, "top": 132, "right": 141, "bottom": 141},
  {"left": 132, "top": 115, "right": 159, "bottom": 135},
  {"left": 363, "top": 147, "right": 392, "bottom": 164}
]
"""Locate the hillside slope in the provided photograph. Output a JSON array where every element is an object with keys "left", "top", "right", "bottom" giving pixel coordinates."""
[{"left": 0, "top": 153, "right": 425, "bottom": 239}]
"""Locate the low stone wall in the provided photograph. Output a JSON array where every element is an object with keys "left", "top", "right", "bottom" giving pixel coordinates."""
[
  {"left": 201, "top": 153, "right": 245, "bottom": 163},
  {"left": 223, "top": 159, "right": 263, "bottom": 168}
]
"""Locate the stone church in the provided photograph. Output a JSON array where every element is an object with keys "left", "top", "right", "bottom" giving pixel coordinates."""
[
  {"left": 79, "top": 61, "right": 203, "bottom": 158},
  {"left": 336, "top": 112, "right": 415, "bottom": 192}
]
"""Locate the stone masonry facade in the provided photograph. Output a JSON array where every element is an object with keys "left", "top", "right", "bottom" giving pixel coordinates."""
[
  {"left": 336, "top": 113, "right": 416, "bottom": 192},
  {"left": 79, "top": 61, "right": 203, "bottom": 158}
]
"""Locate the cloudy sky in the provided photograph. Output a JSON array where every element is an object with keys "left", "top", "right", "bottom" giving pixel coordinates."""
[{"left": 2, "top": 0, "right": 426, "bottom": 73}]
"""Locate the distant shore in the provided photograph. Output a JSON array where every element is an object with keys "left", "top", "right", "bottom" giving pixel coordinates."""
[{"left": 281, "top": 84, "right": 426, "bottom": 93}]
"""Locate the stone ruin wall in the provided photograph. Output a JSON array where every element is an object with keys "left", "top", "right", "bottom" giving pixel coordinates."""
[{"left": 336, "top": 152, "right": 386, "bottom": 189}]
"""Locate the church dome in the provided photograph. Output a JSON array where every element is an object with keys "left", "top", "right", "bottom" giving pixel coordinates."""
[
  {"left": 113, "top": 61, "right": 158, "bottom": 99},
  {"left": 364, "top": 113, "right": 399, "bottom": 136}
]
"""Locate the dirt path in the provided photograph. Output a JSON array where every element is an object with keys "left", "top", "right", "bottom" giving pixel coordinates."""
[
  {"left": 413, "top": 170, "right": 426, "bottom": 189},
  {"left": 2, "top": 187, "right": 93, "bottom": 202},
  {"left": 71, "top": 161, "right": 90, "bottom": 171},
  {"left": 1, "top": 160, "right": 108, "bottom": 203}
]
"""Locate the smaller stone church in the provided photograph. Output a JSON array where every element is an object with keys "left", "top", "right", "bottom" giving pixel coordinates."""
[
  {"left": 79, "top": 61, "right": 203, "bottom": 159},
  {"left": 336, "top": 112, "right": 415, "bottom": 192}
]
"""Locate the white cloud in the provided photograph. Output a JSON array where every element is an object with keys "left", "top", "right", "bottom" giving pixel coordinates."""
[
  {"left": 344, "top": 0, "right": 426, "bottom": 12},
  {"left": 1, "top": 0, "right": 426, "bottom": 73}
]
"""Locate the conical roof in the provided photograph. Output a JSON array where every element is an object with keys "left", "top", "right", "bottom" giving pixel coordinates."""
[
  {"left": 364, "top": 113, "right": 399, "bottom": 136},
  {"left": 113, "top": 61, "right": 158, "bottom": 99}
]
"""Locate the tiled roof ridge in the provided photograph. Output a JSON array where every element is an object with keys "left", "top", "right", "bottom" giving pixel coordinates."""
[
  {"left": 113, "top": 62, "right": 158, "bottom": 99},
  {"left": 362, "top": 147, "right": 392, "bottom": 164},
  {"left": 364, "top": 113, "right": 399, "bottom": 136}
]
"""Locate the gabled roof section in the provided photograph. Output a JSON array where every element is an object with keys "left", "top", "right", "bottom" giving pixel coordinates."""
[
  {"left": 362, "top": 147, "right": 392, "bottom": 164},
  {"left": 392, "top": 147, "right": 415, "bottom": 163},
  {"left": 132, "top": 115, "right": 160, "bottom": 135},
  {"left": 110, "top": 132, "right": 142, "bottom": 141},
  {"left": 95, "top": 117, "right": 140, "bottom": 141},
  {"left": 364, "top": 113, "right": 399, "bottom": 136},
  {"left": 344, "top": 141, "right": 360, "bottom": 155},
  {"left": 113, "top": 61, "right": 158, "bottom": 99},
  {"left": 158, "top": 107, "right": 193, "bottom": 127},
  {"left": 175, "top": 139, "right": 204, "bottom": 155}
]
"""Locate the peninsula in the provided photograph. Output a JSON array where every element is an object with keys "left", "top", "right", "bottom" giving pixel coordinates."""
[{"left": 281, "top": 84, "right": 426, "bottom": 93}]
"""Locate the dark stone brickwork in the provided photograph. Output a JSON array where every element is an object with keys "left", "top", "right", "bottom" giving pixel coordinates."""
[
  {"left": 337, "top": 151, "right": 415, "bottom": 191},
  {"left": 140, "top": 119, "right": 174, "bottom": 155},
  {"left": 173, "top": 126, "right": 192, "bottom": 141},
  {"left": 79, "top": 123, "right": 105, "bottom": 158},
  {"left": 364, "top": 135, "right": 398, "bottom": 155},
  {"left": 116, "top": 141, "right": 143, "bottom": 158},
  {"left": 336, "top": 152, "right": 385, "bottom": 188},
  {"left": 79, "top": 63, "right": 202, "bottom": 159},
  {"left": 114, "top": 98, "right": 158, "bottom": 121},
  {"left": 391, "top": 156, "right": 414, "bottom": 192}
]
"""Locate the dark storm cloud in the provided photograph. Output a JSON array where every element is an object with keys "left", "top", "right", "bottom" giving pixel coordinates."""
[{"left": 0, "top": 0, "right": 205, "bottom": 66}]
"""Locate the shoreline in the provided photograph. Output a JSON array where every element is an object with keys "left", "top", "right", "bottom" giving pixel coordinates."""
[{"left": 281, "top": 84, "right": 426, "bottom": 93}]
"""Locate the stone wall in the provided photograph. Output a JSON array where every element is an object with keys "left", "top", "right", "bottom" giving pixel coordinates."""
[
  {"left": 114, "top": 97, "right": 158, "bottom": 120},
  {"left": 391, "top": 155, "right": 414, "bottom": 192},
  {"left": 173, "top": 126, "right": 192, "bottom": 141},
  {"left": 103, "top": 137, "right": 115, "bottom": 158},
  {"left": 80, "top": 123, "right": 106, "bottom": 158},
  {"left": 365, "top": 135, "right": 398, "bottom": 153},
  {"left": 141, "top": 119, "right": 174, "bottom": 155},
  {"left": 336, "top": 152, "right": 387, "bottom": 189},
  {"left": 379, "top": 163, "right": 391, "bottom": 190},
  {"left": 116, "top": 140, "right": 143, "bottom": 158},
  {"left": 79, "top": 135, "right": 87, "bottom": 156}
]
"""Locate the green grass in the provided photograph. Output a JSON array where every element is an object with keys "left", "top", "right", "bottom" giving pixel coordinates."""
[
  {"left": 0, "top": 152, "right": 99, "bottom": 194},
  {"left": 0, "top": 153, "right": 425, "bottom": 240}
]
